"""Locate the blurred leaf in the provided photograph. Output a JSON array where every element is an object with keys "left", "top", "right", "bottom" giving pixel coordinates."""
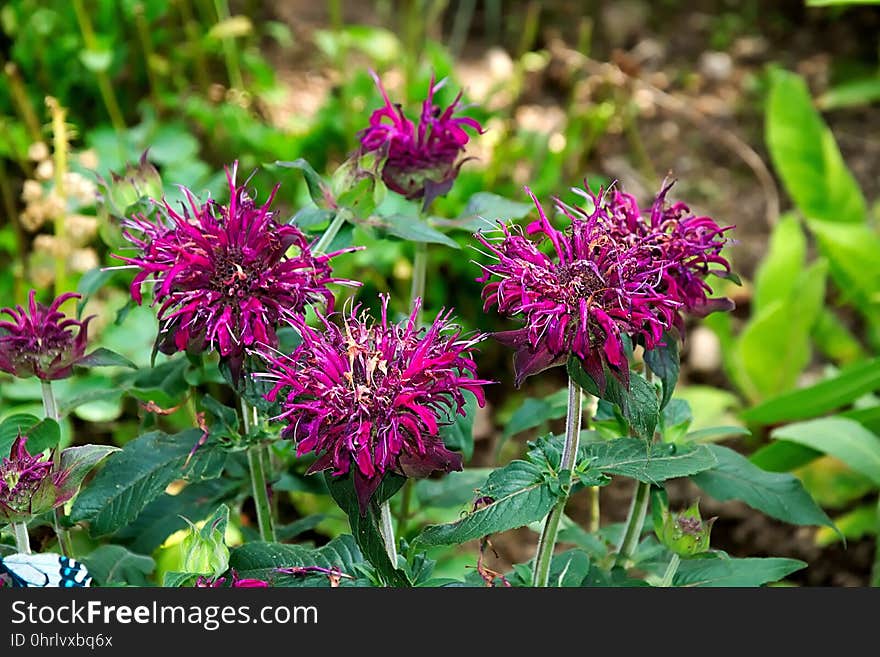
[
  {"left": 673, "top": 556, "right": 806, "bottom": 587},
  {"left": 809, "top": 221, "right": 880, "bottom": 318},
  {"left": 692, "top": 445, "right": 837, "bottom": 534},
  {"left": 291, "top": 207, "right": 334, "bottom": 230},
  {"left": 815, "top": 503, "right": 877, "bottom": 547},
  {"left": 750, "top": 440, "right": 822, "bottom": 472},
  {"left": 78, "top": 348, "right": 138, "bottom": 370},
  {"left": 742, "top": 356, "right": 880, "bottom": 425},
  {"left": 438, "top": 389, "right": 478, "bottom": 460},
  {"left": 812, "top": 308, "right": 867, "bottom": 365},
  {"left": 276, "top": 514, "right": 328, "bottom": 541},
  {"left": 818, "top": 76, "right": 880, "bottom": 110},
  {"left": 276, "top": 159, "right": 331, "bottom": 208},
  {"left": 377, "top": 214, "right": 460, "bottom": 248},
  {"left": 771, "top": 417, "right": 880, "bottom": 486},
  {"left": 70, "top": 429, "right": 227, "bottom": 536},
  {"left": 313, "top": 26, "right": 401, "bottom": 64},
  {"left": 79, "top": 48, "right": 113, "bottom": 73},
  {"left": 752, "top": 213, "right": 805, "bottom": 313},
  {"left": 0, "top": 415, "right": 60, "bottom": 456},
  {"left": 794, "top": 455, "right": 876, "bottom": 509},
  {"left": 207, "top": 16, "right": 253, "bottom": 40},
  {"left": 683, "top": 426, "right": 750, "bottom": 443},
  {"left": 415, "top": 468, "right": 492, "bottom": 508},
  {"left": 83, "top": 545, "right": 155, "bottom": 586},
  {"left": 452, "top": 192, "right": 534, "bottom": 231},
  {"left": 766, "top": 69, "right": 866, "bottom": 224},
  {"left": 503, "top": 387, "right": 568, "bottom": 438},
  {"left": 734, "top": 260, "right": 826, "bottom": 401}
]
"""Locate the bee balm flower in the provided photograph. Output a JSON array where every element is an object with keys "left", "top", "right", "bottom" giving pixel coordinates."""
[
  {"left": 260, "top": 296, "right": 490, "bottom": 513},
  {"left": 116, "top": 163, "right": 356, "bottom": 379},
  {"left": 0, "top": 290, "right": 93, "bottom": 381},
  {"left": 359, "top": 72, "right": 483, "bottom": 205}
]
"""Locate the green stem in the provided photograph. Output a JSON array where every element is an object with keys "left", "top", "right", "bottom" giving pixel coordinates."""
[
  {"left": 532, "top": 377, "right": 583, "bottom": 586},
  {"left": 12, "top": 522, "right": 31, "bottom": 555},
  {"left": 660, "top": 553, "right": 680, "bottom": 587},
  {"left": 378, "top": 498, "right": 398, "bottom": 566},
  {"left": 214, "top": 0, "right": 244, "bottom": 90},
  {"left": 586, "top": 485, "right": 600, "bottom": 533},
  {"left": 134, "top": 3, "right": 162, "bottom": 108},
  {"left": 410, "top": 241, "right": 428, "bottom": 325},
  {"left": 241, "top": 398, "right": 275, "bottom": 542},
  {"left": 72, "top": 0, "right": 126, "bottom": 135},
  {"left": 614, "top": 480, "right": 651, "bottom": 569},
  {"left": 312, "top": 209, "right": 348, "bottom": 255},
  {"left": 41, "top": 380, "right": 73, "bottom": 557},
  {"left": 395, "top": 478, "right": 414, "bottom": 534},
  {"left": 47, "top": 98, "right": 69, "bottom": 298}
]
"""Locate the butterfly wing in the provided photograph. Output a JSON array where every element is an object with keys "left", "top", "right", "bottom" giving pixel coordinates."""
[{"left": 0, "top": 553, "right": 92, "bottom": 588}]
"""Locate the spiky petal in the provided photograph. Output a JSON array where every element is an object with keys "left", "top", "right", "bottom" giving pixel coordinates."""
[{"left": 259, "top": 296, "right": 490, "bottom": 513}]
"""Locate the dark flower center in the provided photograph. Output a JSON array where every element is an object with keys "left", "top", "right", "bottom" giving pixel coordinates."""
[
  {"left": 677, "top": 516, "right": 703, "bottom": 535},
  {"left": 557, "top": 261, "right": 604, "bottom": 303},
  {"left": 210, "top": 247, "right": 256, "bottom": 299}
]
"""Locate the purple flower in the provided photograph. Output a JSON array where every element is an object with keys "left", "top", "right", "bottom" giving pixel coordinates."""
[
  {"left": 0, "top": 290, "right": 93, "bottom": 381},
  {"left": 359, "top": 72, "right": 483, "bottom": 204},
  {"left": 195, "top": 570, "right": 269, "bottom": 588},
  {"left": 259, "top": 295, "right": 490, "bottom": 513},
  {"left": 0, "top": 434, "right": 55, "bottom": 523},
  {"left": 116, "top": 163, "right": 356, "bottom": 378},
  {"left": 476, "top": 189, "right": 681, "bottom": 389}
]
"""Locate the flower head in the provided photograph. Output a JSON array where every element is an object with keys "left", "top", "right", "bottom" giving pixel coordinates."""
[
  {"left": 116, "top": 163, "right": 356, "bottom": 378},
  {"left": 476, "top": 183, "right": 734, "bottom": 388},
  {"left": 476, "top": 189, "right": 680, "bottom": 389},
  {"left": 0, "top": 434, "right": 116, "bottom": 525},
  {"left": 260, "top": 296, "right": 490, "bottom": 513},
  {"left": 0, "top": 290, "right": 93, "bottom": 381},
  {"left": 359, "top": 72, "right": 483, "bottom": 204}
]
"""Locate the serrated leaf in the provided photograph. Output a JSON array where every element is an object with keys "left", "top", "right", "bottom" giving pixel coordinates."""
[
  {"left": 82, "top": 545, "right": 155, "bottom": 586},
  {"left": 325, "top": 473, "right": 409, "bottom": 586},
  {"left": 229, "top": 535, "right": 364, "bottom": 586},
  {"left": 692, "top": 444, "right": 838, "bottom": 535},
  {"left": 70, "top": 429, "right": 227, "bottom": 536},
  {"left": 673, "top": 556, "right": 806, "bottom": 587},
  {"left": 771, "top": 417, "right": 880, "bottom": 486},
  {"left": 415, "top": 460, "right": 559, "bottom": 547},
  {"left": 644, "top": 332, "right": 680, "bottom": 410},
  {"left": 580, "top": 438, "right": 718, "bottom": 483},
  {"left": 742, "top": 356, "right": 880, "bottom": 425},
  {"left": 567, "top": 357, "right": 659, "bottom": 439}
]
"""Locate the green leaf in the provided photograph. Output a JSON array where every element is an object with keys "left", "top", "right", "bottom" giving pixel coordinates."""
[
  {"left": 0, "top": 415, "right": 60, "bottom": 457},
  {"left": 771, "top": 417, "right": 880, "bottom": 486},
  {"left": 683, "top": 426, "right": 750, "bottom": 443},
  {"left": 275, "top": 159, "right": 331, "bottom": 207},
  {"left": 415, "top": 460, "right": 559, "bottom": 547},
  {"left": 766, "top": 69, "right": 866, "bottom": 224},
  {"left": 377, "top": 214, "right": 460, "bottom": 248},
  {"left": 812, "top": 309, "right": 866, "bottom": 364},
  {"left": 752, "top": 213, "right": 806, "bottom": 313},
  {"left": 415, "top": 468, "right": 492, "bottom": 508},
  {"left": 82, "top": 545, "right": 155, "bottom": 586},
  {"left": 229, "top": 535, "right": 364, "bottom": 586},
  {"left": 734, "top": 260, "right": 826, "bottom": 401},
  {"left": 742, "top": 356, "right": 880, "bottom": 425},
  {"left": 181, "top": 504, "right": 230, "bottom": 578},
  {"left": 77, "top": 347, "right": 137, "bottom": 370},
  {"left": 644, "top": 332, "right": 680, "bottom": 409},
  {"left": 79, "top": 48, "right": 113, "bottom": 73},
  {"left": 206, "top": 15, "right": 253, "bottom": 40},
  {"left": 453, "top": 192, "right": 534, "bottom": 231},
  {"left": 819, "top": 76, "right": 880, "bottom": 110},
  {"left": 163, "top": 572, "right": 199, "bottom": 587},
  {"left": 325, "top": 473, "right": 409, "bottom": 587},
  {"left": 750, "top": 440, "right": 822, "bottom": 472},
  {"left": 567, "top": 357, "right": 659, "bottom": 439},
  {"left": 673, "top": 556, "right": 806, "bottom": 587},
  {"left": 291, "top": 206, "right": 334, "bottom": 230},
  {"left": 692, "top": 444, "right": 838, "bottom": 535},
  {"left": 70, "top": 429, "right": 227, "bottom": 536},
  {"left": 438, "top": 389, "right": 477, "bottom": 460},
  {"left": 276, "top": 514, "right": 328, "bottom": 540},
  {"left": 816, "top": 503, "right": 877, "bottom": 547},
  {"left": 503, "top": 388, "right": 569, "bottom": 438},
  {"left": 56, "top": 444, "right": 119, "bottom": 501},
  {"left": 581, "top": 438, "right": 718, "bottom": 483},
  {"left": 547, "top": 549, "right": 592, "bottom": 587},
  {"left": 809, "top": 221, "right": 880, "bottom": 317}
]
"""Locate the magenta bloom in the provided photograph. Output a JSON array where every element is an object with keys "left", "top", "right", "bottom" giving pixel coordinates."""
[
  {"left": 359, "top": 72, "right": 483, "bottom": 204},
  {"left": 117, "top": 163, "right": 356, "bottom": 378},
  {"left": 0, "top": 290, "right": 93, "bottom": 381},
  {"left": 0, "top": 434, "right": 55, "bottom": 523},
  {"left": 195, "top": 570, "right": 269, "bottom": 588},
  {"left": 260, "top": 296, "right": 490, "bottom": 512}
]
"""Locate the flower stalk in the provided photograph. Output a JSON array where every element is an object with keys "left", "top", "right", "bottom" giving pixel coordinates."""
[
  {"left": 660, "top": 553, "right": 680, "bottom": 587},
  {"left": 40, "top": 379, "right": 74, "bottom": 558},
  {"left": 241, "top": 398, "right": 275, "bottom": 543},
  {"left": 532, "top": 376, "right": 582, "bottom": 586}
]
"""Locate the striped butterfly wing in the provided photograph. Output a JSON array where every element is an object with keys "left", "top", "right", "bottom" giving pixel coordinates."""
[{"left": 0, "top": 553, "right": 92, "bottom": 588}]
